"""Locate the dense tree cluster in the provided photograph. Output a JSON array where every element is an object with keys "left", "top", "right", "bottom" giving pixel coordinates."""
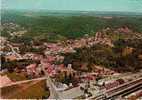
[
  {"left": 2, "top": 10, "right": 142, "bottom": 42},
  {"left": 63, "top": 39, "right": 142, "bottom": 72}
]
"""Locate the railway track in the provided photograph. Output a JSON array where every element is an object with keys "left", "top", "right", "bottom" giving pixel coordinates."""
[{"left": 105, "top": 78, "right": 142, "bottom": 99}]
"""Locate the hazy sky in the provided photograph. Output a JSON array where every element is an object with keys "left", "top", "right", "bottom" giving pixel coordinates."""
[{"left": 2, "top": 0, "right": 142, "bottom": 12}]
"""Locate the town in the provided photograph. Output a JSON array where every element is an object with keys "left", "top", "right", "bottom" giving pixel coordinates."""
[{"left": 1, "top": 21, "right": 142, "bottom": 99}]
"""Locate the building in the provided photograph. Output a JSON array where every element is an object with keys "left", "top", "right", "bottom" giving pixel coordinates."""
[{"left": 0, "top": 75, "right": 12, "bottom": 87}]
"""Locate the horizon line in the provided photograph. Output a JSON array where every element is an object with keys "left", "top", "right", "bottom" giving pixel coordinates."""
[{"left": 2, "top": 8, "right": 142, "bottom": 13}]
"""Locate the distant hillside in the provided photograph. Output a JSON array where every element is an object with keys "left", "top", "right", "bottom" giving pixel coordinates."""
[{"left": 1, "top": 10, "right": 142, "bottom": 42}]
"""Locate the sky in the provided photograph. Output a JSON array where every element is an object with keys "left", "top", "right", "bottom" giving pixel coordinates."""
[{"left": 2, "top": 0, "right": 142, "bottom": 12}]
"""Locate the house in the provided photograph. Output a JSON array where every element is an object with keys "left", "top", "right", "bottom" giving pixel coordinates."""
[
  {"left": 23, "top": 53, "right": 43, "bottom": 60},
  {"left": 0, "top": 75, "right": 12, "bottom": 87},
  {"left": 47, "top": 56, "right": 56, "bottom": 63},
  {"left": 26, "top": 64, "right": 37, "bottom": 75},
  {"left": 5, "top": 55, "right": 17, "bottom": 61},
  {"left": 105, "top": 81, "right": 120, "bottom": 90},
  {"left": 23, "top": 53, "right": 34, "bottom": 59},
  {"left": 117, "top": 26, "right": 132, "bottom": 33}
]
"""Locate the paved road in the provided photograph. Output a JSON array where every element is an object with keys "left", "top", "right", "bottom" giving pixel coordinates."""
[
  {"left": 41, "top": 61, "right": 61, "bottom": 99},
  {"left": 0, "top": 77, "right": 46, "bottom": 88},
  {"left": 60, "top": 86, "right": 84, "bottom": 99},
  {"left": 41, "top": 60, "right": 85, "bottom": 99}
]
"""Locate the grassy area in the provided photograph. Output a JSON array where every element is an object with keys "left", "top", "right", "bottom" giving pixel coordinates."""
[{"left": 1, "top": 80, "right": 49, "bottom": 99}]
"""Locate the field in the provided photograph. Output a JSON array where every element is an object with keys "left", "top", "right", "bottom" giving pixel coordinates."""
[
  {"left": 1, "top": 80, "right": 49, "bottom": 99},
  {"left": 1, "top": 72, "right": 27, "bottom": 81}
]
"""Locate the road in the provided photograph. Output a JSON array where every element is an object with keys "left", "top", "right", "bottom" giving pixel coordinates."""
[
  {"left": 41, "top": 60, "right": 85, "bottom": 99},
  {"left": 41, "top": 60, "right": 61, "bottom": 99},
  {"left": 0, "top": 77, "right": 46, "bottom": 88},
  {"left": 60, "top": 86, "right": 84, "bottom": 99}
]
